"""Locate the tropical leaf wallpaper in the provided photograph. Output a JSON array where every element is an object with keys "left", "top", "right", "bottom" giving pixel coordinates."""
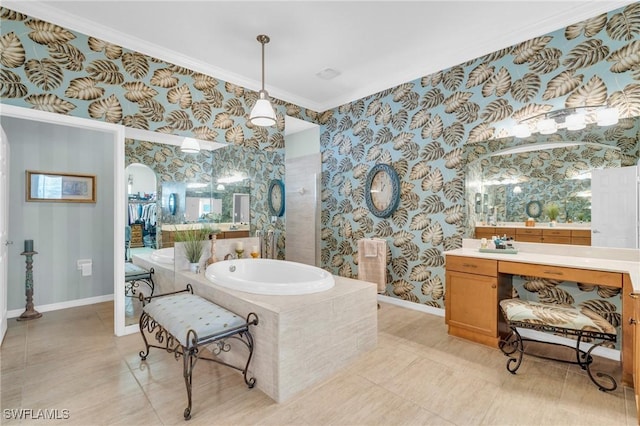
[
  {"left": 317, "top": 3, "right": 640, "bottom": 309},
  {"left": 512, "top": 276, "right": 621, "bottom": 349},
  {"left": 125, "top": 139, "right": 286, "bottom": 258},
  {"left": 1, "top": 4, "right": 639, "bottom": 320}
]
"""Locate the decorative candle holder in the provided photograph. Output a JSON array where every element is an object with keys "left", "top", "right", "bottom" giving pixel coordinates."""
[
  {"left": 250, "top": 251, "right": 260, "bottom": 259},
  {"left": 18, "top": 246, "right": 42, "bottom": 321},
  {"left": 235, "top": 249, "right": 244, "bottom": 259},
  {"left": 205, "top": 234, "right": 217, "bottom": 267}
]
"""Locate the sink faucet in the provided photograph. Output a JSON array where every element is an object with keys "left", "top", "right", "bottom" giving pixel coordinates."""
[{"left": 224, "top": 253, "right": 235, "bottom": 260}]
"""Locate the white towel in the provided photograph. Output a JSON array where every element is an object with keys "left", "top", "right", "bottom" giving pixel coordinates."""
[{"left": 357, "top": 238, "right": 387, "bottom": 294}]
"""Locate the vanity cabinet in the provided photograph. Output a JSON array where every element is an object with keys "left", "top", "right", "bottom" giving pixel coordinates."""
[
  {"left": 515, "top": 227, "right": 542, "bottom": 243},
  {"left": 542, "top": 229, "right": 571, "bottom": 244},
  {"left": 162, "top": 229, "right": 250, "bottom": 247},
  {"left": 634, "top": 294, "right": 640, "bottom": 424},
  {"left": 220, "top": 230, "right": 250, "bottom": 239},
  {"left": 475, "top": 226, "right": 591, "bottom": 246},
  {"left": 445, "top": 255, "right": 510, "bottom": 347},
  {"left": 475, "top": 227, "right": 515, "bottom": 240},
  {"left": 571, "top": 229, "right": 591, "bottom": 245}
]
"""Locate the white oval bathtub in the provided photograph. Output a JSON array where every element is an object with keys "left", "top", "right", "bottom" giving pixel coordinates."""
[
  {"left": 150, "top": 247, "right": 174, "bottom": 264},
  {"left": 205, "top": 259, "right": 335, "bottom": 295}
]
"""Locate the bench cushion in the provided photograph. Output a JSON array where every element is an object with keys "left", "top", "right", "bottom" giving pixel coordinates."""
[
  {"left": 500, "top": 299, "right": 616, "bottom": 336},
  {"left": 143, "top": 293, "right": 245, "bottom": 347}
]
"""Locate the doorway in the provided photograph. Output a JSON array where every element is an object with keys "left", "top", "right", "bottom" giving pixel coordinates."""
[{"left": 0, "top": 105, "right": 126, "bottom": 335}]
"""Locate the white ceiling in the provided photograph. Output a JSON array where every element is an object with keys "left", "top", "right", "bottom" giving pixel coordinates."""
[{"left": 6, "top": 1, "right": 636, "bottom": 112}]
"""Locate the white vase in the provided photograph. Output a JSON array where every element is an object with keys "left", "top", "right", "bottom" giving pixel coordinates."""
[{"left": 189, "top": 262, "right": 200, "bottom": 273}]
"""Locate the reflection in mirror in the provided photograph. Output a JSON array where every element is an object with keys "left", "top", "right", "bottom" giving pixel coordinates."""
[
  {"left": 233, "top": 193, "right": 250, "bottom": 226},
  {"left": 124, "top": 162, "right": 157, "bottom": 327},
  {"left": 482, "top": 142, "right": 620, "bottom": 223},
  {"left": 464, "top": 115, "right": 639, "bottom": 248}
]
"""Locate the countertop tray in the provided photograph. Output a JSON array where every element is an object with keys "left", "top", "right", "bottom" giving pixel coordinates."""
[{"left": 479, "top": 248, "right": 518, "bottom": 254}]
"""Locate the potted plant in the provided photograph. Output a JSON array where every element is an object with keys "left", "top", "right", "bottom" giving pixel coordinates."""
[
  {"left": 174, "top": 226, "right": 218, "bottom": 272},
  {"left": 544, "top": 203, "right": 560, "bottom": 226}
]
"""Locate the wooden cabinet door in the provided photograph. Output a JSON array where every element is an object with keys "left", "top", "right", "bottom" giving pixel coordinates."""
[
  {"left": 515, "top": 228, "right": 542, "bottom": 243},
  {"left": 634, "top": 295, "right": 640, "bottom": 424},
  {"left": 475, "top": 227, "right": 495, "bottom": 240},
  {"left": 446, "top": 270, "right": 497, "bottom": 337},
  {"left": 542, "top": 229, "right": 571, "bottom": 244}
]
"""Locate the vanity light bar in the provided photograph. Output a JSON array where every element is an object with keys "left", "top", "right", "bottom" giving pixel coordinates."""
[
  {"left": 512, "top": 106, "right": 618, "bottom": 138},
  {"left": 217, "top": 174, "right": 245, "bottom": 184}
]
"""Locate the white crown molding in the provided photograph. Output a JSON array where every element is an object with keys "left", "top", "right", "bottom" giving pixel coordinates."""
[
  {"left": 4, "top": 1, "right": 636, "bottom": 114},
  {"left": 4, "top": 1, "right": 325, "bottom": 112},
  {"left": 323, "top": 0, "right": 637, "bottom": 111}
]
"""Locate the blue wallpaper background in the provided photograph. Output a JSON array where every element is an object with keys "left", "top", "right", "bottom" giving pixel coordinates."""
[{"left": 1, "top": 5, "right": 639, "bottom": 325}]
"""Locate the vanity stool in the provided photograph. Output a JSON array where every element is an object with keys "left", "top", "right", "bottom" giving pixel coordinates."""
[
  {"left": 138, "top": 285, "right": 258, "bottom": 420},
  {"left": 125, "top": 263, "right": 155, "bottom": 298},
  {"left": 499, "top": 298, "right": 617, "bottom": 391}
]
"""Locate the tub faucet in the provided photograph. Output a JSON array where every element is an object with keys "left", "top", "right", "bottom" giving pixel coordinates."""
[{"left": 224, "top": 253, "right": 235, "bottom": 260}]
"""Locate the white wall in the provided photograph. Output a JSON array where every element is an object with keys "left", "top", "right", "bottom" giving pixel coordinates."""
[
  {"left": 126, "top": 163, "right": 156, "bottom": 196},
  {"left": 3, "top": 117, "right": 115, "bottom": 310},
  {"left": 285, "top": 153, "right": 321, "bottom": 266},
  {"left": 285, "top": 126, "right": 320, "bottom": 159},
  {"left": 284, "top": 125, "right": 321, "bottom": 265}
]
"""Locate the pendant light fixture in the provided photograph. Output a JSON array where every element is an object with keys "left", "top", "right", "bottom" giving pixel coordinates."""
[
  {"left": 180, "top": 137, "right": 200, "bottom": 153},
  {"left": 249, "top": 34, "right": 276, "bottom": 127}
]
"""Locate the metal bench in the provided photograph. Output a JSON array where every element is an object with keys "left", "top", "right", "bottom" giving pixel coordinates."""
[
  {"left": 499, "top": 298, "right": 617, "bottom": 392},
  {"left": 138, "top": 285, "right": 258, "bottom": 420},
  {"left": 125, "top": 263, "right": 154, "bottom": 298}
]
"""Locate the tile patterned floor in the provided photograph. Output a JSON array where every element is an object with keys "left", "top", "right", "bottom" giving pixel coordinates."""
[{"left": 1, "top": 301, "right": 635, "bottom": 425}]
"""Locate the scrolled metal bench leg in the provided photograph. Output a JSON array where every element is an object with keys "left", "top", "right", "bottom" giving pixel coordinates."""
[
  {"left": 183, "top": 329, "right": 200, "bottom": 420},
  {"left": 499, "top": 327, "right": 524, "bottom": 374},
  {"left": 139, "top": 311, "right": 152, "bottom": 360},
  {"left": 585, "top": 340, "right": 617, "bottom": 392},
  {"left": 183, "top": 347, "right": 196, "bottom": 420}
]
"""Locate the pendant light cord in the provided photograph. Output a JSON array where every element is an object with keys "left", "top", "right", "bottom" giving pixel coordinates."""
[{"left": 257, "top": 35, "right": 270, "bottom": 93}]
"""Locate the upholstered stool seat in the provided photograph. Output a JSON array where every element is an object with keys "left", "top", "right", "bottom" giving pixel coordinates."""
[
  {"left": 139, "top": 285, "right": 258, "bottom": 420},
  {"left": 499, "top": 298, "right": 617, "bottom": 392},
  {"left": 142, "top": 292, "right": 247, "bottom": 348}
]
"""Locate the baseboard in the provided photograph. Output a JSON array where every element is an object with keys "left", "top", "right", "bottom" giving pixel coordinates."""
[
  {"left": 375, "top": 295, "right": 619, "bottom": 361},
  {"left": 377, "top": 294, "right": 445, "bottom": 317},
  {"left": 7, "top": 294, "right": 114, "bottom": 319}
]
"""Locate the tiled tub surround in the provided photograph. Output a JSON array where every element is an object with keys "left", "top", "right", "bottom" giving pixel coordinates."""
[{"left": 134, "top": 255, "right": 378, "bottom": 403}]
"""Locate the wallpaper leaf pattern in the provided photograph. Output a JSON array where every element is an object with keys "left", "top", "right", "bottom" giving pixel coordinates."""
[
  {"left": 317, "top": 2, "right": 639, "bottom": 313},
  {"left": 1, "top": 4, "right": 639, "bottom": 319}
]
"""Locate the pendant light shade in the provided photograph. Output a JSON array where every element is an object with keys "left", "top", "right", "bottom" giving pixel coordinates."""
[
  {"left": 180, "top": 137, "right": 200, "bottom": 153},
  {"left": 249, "top": 34, "right": 276, "bottom": 127}
]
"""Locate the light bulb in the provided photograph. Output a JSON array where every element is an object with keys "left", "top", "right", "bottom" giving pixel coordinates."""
[
  {"left": 537, "top": 118, "right": 557, "bottom": 135},
  {"left": 596, "top": 107, "right": 618, "bottom": 126},
  {"left": 513, "top": 123, "right": 531, "bottom": 138},
  {"left": 565, "top": 113, "right": 586, "bottom": 131}
]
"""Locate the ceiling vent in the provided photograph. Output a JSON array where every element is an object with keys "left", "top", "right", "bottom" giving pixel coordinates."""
[{"left": 316, "top": 68, "right": 340, "bottom": 80}]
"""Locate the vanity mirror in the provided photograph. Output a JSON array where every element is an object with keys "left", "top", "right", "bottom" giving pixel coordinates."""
[{"left": 465, "top": 114, "right": 639, "bottom": 248}]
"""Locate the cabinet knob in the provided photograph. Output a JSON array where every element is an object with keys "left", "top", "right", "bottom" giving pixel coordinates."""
[
  {"left": 630, "top": 292, "right": 640, "bottom": 300},
  {"left": 491, "top": 284, "right": 497, "bottom": 289},
  {"left": 630, "top": 318, "right": 637, "bottom": 325}
]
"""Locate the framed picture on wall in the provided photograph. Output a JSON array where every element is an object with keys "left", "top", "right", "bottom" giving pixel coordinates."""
[{"left": 26, "top": 170, "right": 97, "bottom": 203}]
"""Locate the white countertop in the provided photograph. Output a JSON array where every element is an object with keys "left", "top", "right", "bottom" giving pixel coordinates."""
[
  {"left": 475, "top": 222, "right": 590, "bottom": 230},
  {"left": 161, "top": 223, "right": 250, "bottom": 232},
  {"left": 446, "top": 239, "right": 640, "bottom": 291}
]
